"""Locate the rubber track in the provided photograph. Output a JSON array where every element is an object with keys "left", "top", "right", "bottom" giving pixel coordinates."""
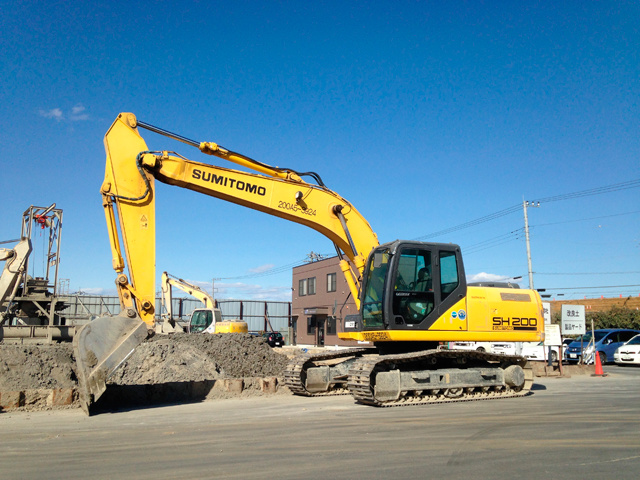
[
  {"left": 347, "top": 349, "right": 534, "bottom": 407},
  {"left": 284, "top": 348, "right": 370, "bottom": 396}
]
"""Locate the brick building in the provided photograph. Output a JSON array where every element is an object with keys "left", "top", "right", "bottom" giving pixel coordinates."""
[{"left": 291, "top": 256, "right": 358, "bottom": 347}]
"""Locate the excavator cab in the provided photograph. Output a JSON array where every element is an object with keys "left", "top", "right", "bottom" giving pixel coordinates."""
[
  {"left": 345, "top": 240, "right": 467, "bottom": 335},
  {"left": 190, "top": 309, "right": 213, "bottom": 333},
  {"left": 189, "top": 308, "right": 223, "bottom": 333}
]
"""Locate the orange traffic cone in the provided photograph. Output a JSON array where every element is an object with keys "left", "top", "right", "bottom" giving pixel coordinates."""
[{"left": 592, "top": 351, "right": 608, "bottom": 377}]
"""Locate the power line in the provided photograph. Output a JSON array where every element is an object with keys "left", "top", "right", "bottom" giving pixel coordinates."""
[
  {"left": 542, "top": 284, "right": 640, "bottom": 291},
  {"left": 216, "top": 258, "right": 309, "bottom": 280},
  {"left": 536, "top": 179, "right": 640, "bottom": 203},
  {"left": 463, "top": 229, "right": 524, "bottom": 255},
  {"left": 414, "top": 178, "right": 640, "bottom": 240},
  {"left": 414, "top": 204, "right": 522, "bottom": 240},
  {"left": 533, "top": 209, "right": 640, "bottom": 228},
  {"left": 545, "top": 290, "right": 640, "bottom": 299},
  {"left": 216, "top": 252, "right": 335, "bottom": 280},
  {"left": 537, "top": 271, "right": 640, "bottom": 275},
  {"left": 220, "top": 179, "right": 640, "bottom": 281}
]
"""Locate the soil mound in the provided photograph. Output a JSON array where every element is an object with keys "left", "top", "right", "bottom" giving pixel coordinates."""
[
  {"left": 0, "top": 332, "right": 292, "bottom": 411},
  {"left": 0, "top": 344, "right": 77, "bottom": 391},
  {"left": 109, "top": 333, "right": 290, "bottom": 385}
]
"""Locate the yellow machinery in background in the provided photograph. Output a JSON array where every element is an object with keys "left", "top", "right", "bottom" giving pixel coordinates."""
[{"left": 160, "top": 271, "right": 247, "bottom": 334}]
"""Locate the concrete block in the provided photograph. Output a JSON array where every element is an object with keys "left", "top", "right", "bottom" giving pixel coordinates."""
[
  {"left": 224, "top": 379, "right": 244, "bottom": 394},
  {"left": 0, "top": 391, "right": 25, "bottom": 409},
  {"left": 260, "top": 377, "right": 277, "bottom": 393},
  {"left": 51, "top": 388, "right": 77, "bottom": 406},
  {"left": 23, "top": 389, "right": 49, "bottom": 407}
]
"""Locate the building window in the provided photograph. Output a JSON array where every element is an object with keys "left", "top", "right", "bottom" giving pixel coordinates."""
[
  {"left": 326, "top": 316, "right": 336, "bottom": 335},
  {"left": 307, "top": 316, "right": 316, "bottom": 335},
  {"left": 299, "top": 277, "right": 315, "bottom": 296},
  {"left": 327, "top": 273, "right": 337, "bottom": 292}
]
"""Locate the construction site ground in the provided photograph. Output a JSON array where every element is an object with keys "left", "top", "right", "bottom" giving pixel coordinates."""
[
  {"left": 0, "top": 333, "right": 595, "bottom": 413},
  {"left": 2, "top": 364, "right": 638, "bottom": 480}
]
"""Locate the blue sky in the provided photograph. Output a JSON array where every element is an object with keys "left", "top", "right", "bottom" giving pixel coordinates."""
[{"left": 1, "top": 1, "right": 638, "bottom": 302}]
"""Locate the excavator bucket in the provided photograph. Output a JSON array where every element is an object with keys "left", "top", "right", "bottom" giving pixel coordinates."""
[{"left": 73, "top": 314, "right": 149, "bottom": 414}]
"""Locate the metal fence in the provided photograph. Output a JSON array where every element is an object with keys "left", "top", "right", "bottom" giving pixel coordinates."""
[{"left": 58, "top": 295, "right": 291, "bottom": 333}]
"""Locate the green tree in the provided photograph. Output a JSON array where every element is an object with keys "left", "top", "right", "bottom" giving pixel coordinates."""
[{"left": 588, "top": 306, "right": 640, "bottom": 330}]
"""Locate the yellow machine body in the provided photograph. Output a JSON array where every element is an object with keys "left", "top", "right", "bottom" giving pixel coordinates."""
[{"left": 339, "top": 286, "right": 544, "bottom": 343}]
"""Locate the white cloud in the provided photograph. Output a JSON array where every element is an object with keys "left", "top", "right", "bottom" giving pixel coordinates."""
[
  {"left": 467, "top": 272, "right": 523, "bottom": 285},
  {"left": 70, "top": 104, "right": 89, "bottom": 121},
  {"left": 183, "top": 279, "right": 292, "bottom": 301},
  {"left": 73, "top": 287, "right": 114, "bottom": 295},
  {"left": 248, "top": 264, "right": 276, "bottom": 274},
  {"left": 39, "top": 108, "right": 63, "bottom": 121},
  {"left": 39, "top": 104, "right": 89, "bottom": 122}
]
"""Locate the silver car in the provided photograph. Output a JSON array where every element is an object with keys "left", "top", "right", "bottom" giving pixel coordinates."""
[{"left": 614, "top": 334, "right": 640, "bottom": 365}]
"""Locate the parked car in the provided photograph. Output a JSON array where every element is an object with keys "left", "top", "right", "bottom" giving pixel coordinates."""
[
  {"left": 565, "top": 329, "right": 640, "bottom": 364},
  {"left": 613, "top": 334, "right": 640, "bottom": 365},
  {"left": 262, "top": 331, "right": 284, "bottom": 347},
  {"left": 448, "top": 341, "right": 493, "bottom": 352},
  {"left": 521, "top": 341, "right": 561, "bottom": 362},
  {"left": 491, "top": 342, "right": 517, "bottom": 356}
]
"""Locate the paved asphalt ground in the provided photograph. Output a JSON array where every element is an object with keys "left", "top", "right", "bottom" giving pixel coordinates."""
[{"left": 1, "top": 364, "right": 639, "bottom": 480}]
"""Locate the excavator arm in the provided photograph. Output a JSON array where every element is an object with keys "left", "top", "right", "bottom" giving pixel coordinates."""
[
  {"left": 161, "top": 271, "right": 214, "bottom": 312},
  {"left": 160, "top": 271, "right": 248, "bottom": 334},
  {"left": 160, "top": 271, "right": 213, "bottom": 333},
  {"left": 74, "top": 112, "right": 379, "bottom": 412},
  {"left": 103, "top": 113, "right": 378, "bottom": 323}
]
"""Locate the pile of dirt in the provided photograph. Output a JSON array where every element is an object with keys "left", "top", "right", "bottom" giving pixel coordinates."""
[
  {"left": 108, "top": 333, "right": 290, "bottom": 385},
  {"left": 0, "top": 344, "right": 77, "bottom": 391},
  {"left": 0, "top": 333, "right": 293, "bottom": 411}
]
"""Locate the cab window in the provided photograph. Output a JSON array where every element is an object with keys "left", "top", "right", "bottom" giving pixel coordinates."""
[
  {"left": 440, "top": 251, "right": 459, "bottom": 300},
  {"left": 361, "top": 249, "right": 389, "bottom": 328},
  {"left": 392, "top": 249, "right": 434, "bottom": 325},
  {"left": 191, "top": 310, "right": 213, "bottom": 333}
]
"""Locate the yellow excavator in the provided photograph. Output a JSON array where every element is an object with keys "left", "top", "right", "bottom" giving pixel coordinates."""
[
  {"left": 160, "top": 271, "right": 247, "bottom": 334},
  {"left": 73, "top": 112, "right": 544, "bottom": 413}
]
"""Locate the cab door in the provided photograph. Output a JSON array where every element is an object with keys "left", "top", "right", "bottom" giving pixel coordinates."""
[{"left": 387, "top": 244, "right": 466, "bottom": 331}]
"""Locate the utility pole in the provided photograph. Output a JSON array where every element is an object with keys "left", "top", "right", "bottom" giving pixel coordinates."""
[
  {"left": 522, "top": 200, "right": 540, "bottom": 289},
  {"left": 212, "top": 278, "right": 220, "bottom": 308}
]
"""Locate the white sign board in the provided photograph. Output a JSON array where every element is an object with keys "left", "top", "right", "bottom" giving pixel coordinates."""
[
  {"left": 561, "top": 305, "right": 586, "bottom": 335},
  {"left": 544, "top": 324, "right": 562, "bottom": 346},
  {"left": 542, "top": 302, "right": 551, "bottom": 325}
]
